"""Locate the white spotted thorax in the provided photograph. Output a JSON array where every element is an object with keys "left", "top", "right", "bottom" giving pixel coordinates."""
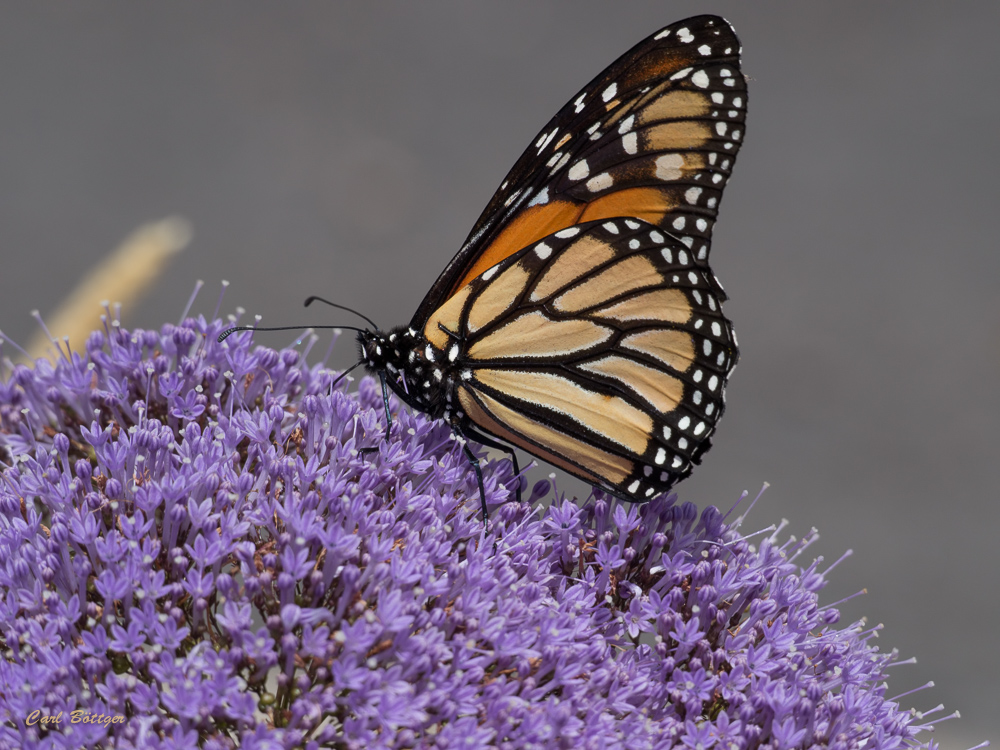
[
  {"left": 356, "top": 15, "right": 745, "bottom": 507},
  {"left": 359, "top": 327, "right": 457, "bottom": 421}
]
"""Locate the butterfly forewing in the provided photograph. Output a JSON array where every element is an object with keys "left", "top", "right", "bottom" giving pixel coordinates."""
[
  {"left": 413, "top": 15, "right": 746, "bottom": 326},
  {"left": 424, "top": 218, "right": 737, "bottom": 501}
]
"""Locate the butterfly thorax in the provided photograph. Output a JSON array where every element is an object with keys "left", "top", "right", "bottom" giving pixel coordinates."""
[{"left": 357, "top": 327, "right": 458, "bottom": 421}]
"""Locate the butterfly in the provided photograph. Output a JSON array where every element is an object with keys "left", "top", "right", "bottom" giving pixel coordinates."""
[{"left": 225, "top": 15, "right": 746, "bottom": 524}]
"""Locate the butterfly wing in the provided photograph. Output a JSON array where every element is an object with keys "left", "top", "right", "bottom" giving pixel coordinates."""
[
  {"left": 413, "top": 14, "right": 746, "bottom": 328},
  {"left": 423, "top": 218, "right": 736, "bottom": 501}
]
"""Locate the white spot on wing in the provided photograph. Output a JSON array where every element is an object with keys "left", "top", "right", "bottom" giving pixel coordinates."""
[
  {"left": 655, "top": 153, "right": 684, "bottom": 181},
  {"left": 535, "top": 242, "right": 553, "bottom": 260},
  {"left": 587, "top": 172, "right": 613, "bottom": 192},
  {"left": 549, "top": 152, "right": 571, "bottom": 174},
  {"left": 555, "top": 227, "right": 581, "bottom": 239},
  {"left": 677, "top": 27, "right": 694, "bottom": 43},
  {"left": 527, "top": 187, "right": 549, "bottom": 207},
  {"left": 602, "top": 82, "right": 618, "bottom": 102},
  {"left": 692, "top": 70, "right": 710, "bottom": 89},
  {"left": 622, "top": 132, "right": 638, "bottom": 155},
  {"left": 537, "top": 127, "right": 559, "bottom": 153},
  {"left": 568, "top": 160, "right": 590, "bottom": 181}
]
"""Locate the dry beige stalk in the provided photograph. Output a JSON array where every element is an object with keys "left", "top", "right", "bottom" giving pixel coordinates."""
[{"left": 26, "top": 217, "right": 191, "bottom": 361}]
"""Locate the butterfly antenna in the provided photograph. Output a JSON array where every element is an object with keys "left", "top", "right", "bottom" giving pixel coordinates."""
[
  {"left": 217, "top": 324, "right": 366, "bottom": 343},
  {"left": 303, "top": 296, "right": 380, "bottom": 331},
  {"left": 330, "top": 359, "right": 366, "bottom": 390}
]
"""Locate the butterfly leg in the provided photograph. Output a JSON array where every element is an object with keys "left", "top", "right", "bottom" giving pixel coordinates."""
[
  {"left": 453, "top": 431, "right": 500, "bottom": 555},
  {"left": 360, "top": 372, "right": 393, "bottom": 458},
  {"left": 462, "top": 427, "right": 522, "bottom": 504},
  {"left": 454, "top": 433, "right": 489, "bottom": 525},
  {"left": 377, "top": 372, "right": 393, "bottom": 439}
]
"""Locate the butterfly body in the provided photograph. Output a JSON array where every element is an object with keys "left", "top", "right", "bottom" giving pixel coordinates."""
[
  {"left": 357, "top": 15, "right": 746, "bottom": 510},
  {"left": 358, "top": 326, "right": 455, "bottom": 420}
]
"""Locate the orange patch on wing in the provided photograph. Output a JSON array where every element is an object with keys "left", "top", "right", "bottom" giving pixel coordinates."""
[
  {"left": 458, "top": 387, "right": 632, "bottom": 485},
  {"left": 644, "top": 120, "right": 712, "bottom": 150},
  {"left": 451, "top": 200, "right": 583, "bottom": 294},
  {"left": 530, "top": 235, "right": 616, "bottom": 301},
  {"left": 474, "top": 368, "right": 651, "bottom": 454},
  {"left": 578, "top": 186, "right": 676, "bottom": 226},
  {"left": 578, "top": 355, "right": 685, "bottom": 413},
  {"left": 554, "top": 255, "right": 662, "bottom": 313},
  {"left": 424, "top": 284, "right": 472, "bottom": 349},
  {"left": 466, "top": 262, "right": 531, "bottom": 334},
  {"left": 638, "top": 90, "right": 711, "bottom": 124},
  {"left": 621, "top": 329, "right": 696, "bottom": 372},
  {"left": 468, "top": 312, "right": 612, "bottom": 360},
  {"left": 590, "top": 288, "right": 692, "bottom": 324}
]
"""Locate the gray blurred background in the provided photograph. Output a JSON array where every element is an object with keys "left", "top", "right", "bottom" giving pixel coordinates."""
[{"left": 1, "top": 3, "right": 996, "bottom": 744}]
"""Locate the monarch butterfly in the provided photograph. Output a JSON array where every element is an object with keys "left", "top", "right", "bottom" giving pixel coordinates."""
[{"left": 225, "top": 15, "right": 746, "bottom": 523}]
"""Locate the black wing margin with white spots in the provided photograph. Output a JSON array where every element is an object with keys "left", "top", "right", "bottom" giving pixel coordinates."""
[{"left": 433, "top": 218, "right": 737, "bottom": 502}]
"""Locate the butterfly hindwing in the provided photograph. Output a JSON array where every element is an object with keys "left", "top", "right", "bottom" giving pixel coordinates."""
[
  {"left": 413, "top": 14, "right": 746, "bottom": 327},
  {"left": 423, "top": 218, "right": 737, "bottom": 501}
]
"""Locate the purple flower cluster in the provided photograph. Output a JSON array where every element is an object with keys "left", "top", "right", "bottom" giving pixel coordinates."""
[{"left": 0, "top": 315, "right": 951, "bottom": 749}]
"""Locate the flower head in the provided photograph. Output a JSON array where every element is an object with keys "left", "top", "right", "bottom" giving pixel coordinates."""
[{"left": 0, "top": 316, "right": 955, "bottom": 748}]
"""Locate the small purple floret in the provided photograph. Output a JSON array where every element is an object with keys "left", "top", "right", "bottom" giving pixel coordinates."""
[{"left": 0, "top": 317, "right": 952, "bottom": 748}]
